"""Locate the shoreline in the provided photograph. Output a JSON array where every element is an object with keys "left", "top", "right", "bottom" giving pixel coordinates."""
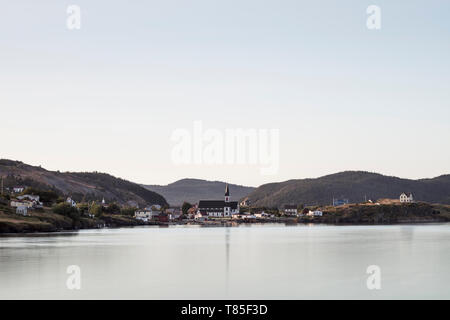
[
  {"left": 1, "top": 201, "right": 449, "bottom": 235},
  {"left": 1, "top": 216, "right": 449, "bottom": 237}
]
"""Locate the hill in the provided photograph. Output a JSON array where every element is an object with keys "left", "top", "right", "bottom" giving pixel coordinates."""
[
  {"left": 0, "top": 159, "right": 168, "bottom": 207},
  {"left": 247, "top": 171, "right": 450, "bottom": 208},
  {"left": 143, "top": 179, "right": 255, "bottom": 206}
]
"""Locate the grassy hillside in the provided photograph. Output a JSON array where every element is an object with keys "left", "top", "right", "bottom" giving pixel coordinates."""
[
  {"left": 248, "top": 171, "right": 450, "bottom": 208},
  {"left": 143, "top": 178, "right": 255, "bottom": 206},
  {"left": 0, "top": 159, "right": 168, "bottom": 207},
  {"left": 316, "top": 202, "right": 450, "bottom": 224}
]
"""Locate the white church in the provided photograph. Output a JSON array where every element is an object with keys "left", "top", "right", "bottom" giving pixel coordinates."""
[{"left": 197, "top": 184, "right": 240, "bottom": 218}]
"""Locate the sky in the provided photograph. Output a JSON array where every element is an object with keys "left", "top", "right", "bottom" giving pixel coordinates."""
[{"left": 1, "top": 0, "right": 449, "bottom": 187}]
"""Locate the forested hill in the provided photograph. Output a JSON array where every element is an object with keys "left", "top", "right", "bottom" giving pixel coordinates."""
[
  {"left": 247, "top": 171, "right": 450, "bottom": 208},
  {"left": 0, "top": 159, "right": 168, "bottom": 207}
]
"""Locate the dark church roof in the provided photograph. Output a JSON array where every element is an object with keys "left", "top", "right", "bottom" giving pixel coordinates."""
[
  {"left": 198, "top": 200, "right": 238, "bottom": 210},
  {"left": 225, "top": 184, "right": 230, "bottom": 196}
]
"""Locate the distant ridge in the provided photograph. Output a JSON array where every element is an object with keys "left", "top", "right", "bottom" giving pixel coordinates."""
[
  {"left": 247, "top": 171, "right": 450, "bottom": 207},
  {"left": 0, "top": 159, "right": 168, "bottom": 207},
  {"left": 143, "top": 178, "right": 255, "bottom": 206}
]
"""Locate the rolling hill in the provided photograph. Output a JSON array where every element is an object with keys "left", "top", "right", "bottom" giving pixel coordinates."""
[
  {"left": 0, "top": 159, "right": 168, "bottom": 207},
  {"left": 143, "top": 179, "right": 255, "bottom": 206},
  {"left": 247, "top": 171, "right": 450, "bottom": 208}
]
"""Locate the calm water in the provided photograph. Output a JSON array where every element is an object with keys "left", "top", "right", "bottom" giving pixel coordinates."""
[{"left": 0, "top": 223, "right": 449, "bottom": 299}]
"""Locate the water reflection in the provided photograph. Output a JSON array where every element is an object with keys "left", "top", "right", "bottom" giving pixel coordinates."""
[
  {"left": 0, "top": 223, "right": 449, "bottom": 299},
  {"left": 0, "top": 232, "right": 80, "bottom": 238},
  {"left": 225, "top": 227, "right": 230, "bottom": 294}
]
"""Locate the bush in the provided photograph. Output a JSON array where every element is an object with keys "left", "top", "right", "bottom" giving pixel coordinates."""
[
  {"left": 89, "top": 203, "right": 103, "bottom": 216},
  {"left": 104, "top": 203, "right": 121, "bottom": 214},
  {"left": 52, "top": 202, "right": 80, "bottom": 221},
  {"left": 77, "top": 203, "right": 89, "bottom": 214},
  {"left": 120, "top": 207, "right": 137, "bottom": 216},
  {"left": 182, "top": 202, "right": 192, "bottom": 215}
]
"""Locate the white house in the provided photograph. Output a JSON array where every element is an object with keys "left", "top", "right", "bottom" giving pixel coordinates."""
[
  {"left": 16, "top": 206, "right": 28, "bottom": 216},
  {"left": 66, "top": 197, "right": 77, "bottom": 207},
  {"left": 254, "top": 212, "right": 273, "bottom": 218},
  {"left": 10, "top": 200, "right": 34, "bottom": 208},
  {"left": 310, "top": 210, "right": 323, "bottom": 217},
  {"left": 134, "top": 209, "right": 153, "bottom": 222},
  {"left": 307, "top": 210, "right": 323, "bottom": 217},
  {"left": 135, "top": 208, "right": 162, "bottom": 222},
  {"left": 13, "top": 187, "right": 24, "bottom": 193},
  {"left": 194, "top": 211, "right": 208, "bottom": 220},
  {"left": 16, "top": 195, "right": 43, "bottom": 208},
  {"left": 197, "top": 184, "right": 240, "bottom": 218},
  {"left": 231, "top": 213, "right": 256, "bottom": 220},
  {"left": 18, "top": 194, "right": 40, "bottom": 202},
  {"left": 400, "top": 193, "right": 414, "bottom": 203},
  {"left": 283, "top": 205, "right": 298, "bottom": 216}
]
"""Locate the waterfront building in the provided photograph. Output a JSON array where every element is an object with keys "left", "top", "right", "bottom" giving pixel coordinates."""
[
  {"left": 283, "top": 204, "right": 298, "bottom": 216},
  {"left": 197, "top": 184, "right": 240, "bottom": 218}
]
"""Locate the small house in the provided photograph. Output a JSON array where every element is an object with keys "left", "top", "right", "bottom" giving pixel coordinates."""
[
  {"left": 16, "top": 206, "right": 28, "bottom": 216},
  {"left": 333, "top": 198, "right": 349, "bottom": 206},
  {"left": 254, "top": 212, "right": 272, "bottom": 218},
  {"left": 10, "top": 200, "right": 34, "bottom": 208},
  {"left": 240, "top": 198, "right": 250, "bottom": 207},
  {"left": 66, "top": 197, "right": 77, "bottom": 207},
  {"left": 13, "top": 187, "right": 25, "bottom": 194},
  {"left": 283, "top": 205, "right": 298, "bottom": 216},
  {"left": 194, "top": 211, "right": 208, "bottom": 221},
  {"left": 17, "top": 194, "right": 40, "bottom": 202},
  {"left": 157, "top": 212, "right": 170, "bottom": 222},
  {"left": 134, "top": 209, "right": 153, "bottom": 222},
  {"left": 400, "top": 193, "right": 414, "bottom": 203}
]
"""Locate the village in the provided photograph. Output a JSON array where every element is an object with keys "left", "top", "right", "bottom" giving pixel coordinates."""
[
  {"left": 134, "top": 186, "right": 418, "bottom": 224},
  {"left": 0, "top": 180, "right": 421, "bottom": 229}
]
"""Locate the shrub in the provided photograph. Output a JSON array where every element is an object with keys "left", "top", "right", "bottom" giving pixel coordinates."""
[
  {"left": 104, "top": 203, "right": 121, "bottom": 214},
  {"left": 89, "top": 203, "right": 103, "bottom": 216},
  {"left": 120, "top": 207, "right": 137, "bottom": 216},
  {"left": 52, "top": 202, "right": 80, "bottom": 221}
]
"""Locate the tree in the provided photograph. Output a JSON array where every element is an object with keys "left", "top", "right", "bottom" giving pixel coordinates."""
[
  {"left": 52, "top": 202, "right": 80, "bottom": 221},
  {"left": 182, "top": 202, "right": 192, "bottom": 216},
  {"left": 104, "top": 202, "right": 121, "bottom": 214},
  {"left": 121, "top": 207, "right": 137, "bottom": 216},
  {"left": 77, "top": 203, "right": 89, "bottom": 214},
  {"left": 89, "top": 203, "right": 103, "bottom": 216}
]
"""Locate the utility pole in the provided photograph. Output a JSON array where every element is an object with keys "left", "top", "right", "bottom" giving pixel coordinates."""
[{"left": 1, "top": 176, "right": 3, "bottom": 195}]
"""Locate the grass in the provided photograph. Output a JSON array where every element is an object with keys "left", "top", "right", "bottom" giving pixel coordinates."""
[{"left": 0, "top": 211, "right": 55, "bottom": 233}]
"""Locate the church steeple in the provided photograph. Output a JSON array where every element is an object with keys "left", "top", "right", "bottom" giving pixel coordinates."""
[{"left": 225, "top": 184, "right": 230, "bottom": 202}]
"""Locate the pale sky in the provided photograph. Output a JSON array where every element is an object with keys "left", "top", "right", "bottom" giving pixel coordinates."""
[{"left": 1, "top": 0, "right": 449, "bottom": 187}]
